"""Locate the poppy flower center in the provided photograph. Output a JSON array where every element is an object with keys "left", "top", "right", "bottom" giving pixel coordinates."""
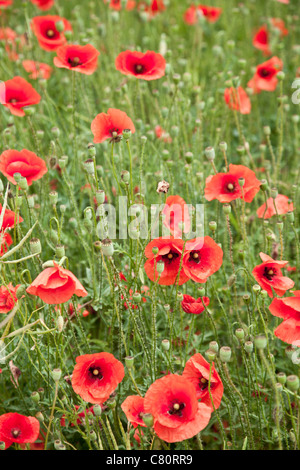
[
  {"left": 264, "top": 267, "right": 276, "bottom": 281},
  {"left": 227, "top": 182, "right": 235, "bottom": 192},
  {"left": 258, "top": 67, "right": 273, "bottom": 78},
  {"left": 135, "top": 64, "right": 144, "bottom": 74},
  {"left": 89, "top": 366, "right": 103, "bottom": 380},
  {"left": 162, "top": 251, "right": 179, "bottom": 264},
  {"left": 199, "top": 377, "right": 208, "bottom": 390},
  {"left": 11, "top": 428, "right": 21, "bottom": 438},
  {"left": 46, "top": 29, "right": 55, "bottom": 38},
  {"left": 169, "top": 402, "right": 185, "bottom": 417},
  {"left": 189, "top": 251, "right": 201, "bottom": 264},
  {"left": 68, "top": 57, "right": 81, "bottom": 67},
  {"left": 9, "top": 98, "right": 17, "bottom": 104}
]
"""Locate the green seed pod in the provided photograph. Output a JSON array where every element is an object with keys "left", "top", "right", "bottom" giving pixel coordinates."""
[
  {"left": 93, "top": 404, "right": 102, "bottom": 417},
  {"left": 52, "top": 368, "right": 62, "bottom": 382},
  {"left": 57, "top": 315, "right": 64, "bottom": 333},
  {"left": 209, "top": 221, "right": 217, "bottom": 232},
  {"left": 30, "top": 238, "right": 41, "bottom": 255},
  {"left": 219, "top": 346, "right": 231, "bottom": 362},
  {"left": 31, "top": 391, "right": 40, "bottom": 404},
  {"left": 55, "top": 244, "right": 65, "bottom": 259},
  {"left": 50, "top": 230, "right": 59, "bottom": 245},
  {"left": 49, "top": 191, "right": 58, "bottom": 206},
  {"left": 35, "top": 412, "right": 44, "bottom": 423},
  {"left": 95, "top": 190, "right": 105, "bottom": 205},
  {"left": 277, "top": 372, "right": 286, "bottom": 385},
  {"left": 243, "top": 294, "right": 251, "bottom": 304},
  {"left": 89, "top": 430, "right": 97, "bottom": 441},
  {"left": 142, "top": 413, "right": 154, "bottom": 428},
  {"left": 286, "top": 375, "right": 299, "bottom": 392},
  {"left": 205, "top": 349, "right": 216, "bottom": 362},
  {"left": 252, "top": 284, "right": 261, "bottom": 294},
  {"left": 0, "top": 442, "right": 6, "bottom": 450},
  {"left": 254, "top": 335, "right": 267, "bottom": 349},
  {"left": 223, "top": 204, "right": 231, "bottom": 215},
  {"left": 244, "top": 341, "right": 253, "bottom": 354},
  {"left": 270, "top": 187, "right": 278, "bottom": 199},
  {"left": 263, "top": 126, "right": 271, "bottom": 136},
  {"left": 87, "top": 143, "right": 96, "bottom": 157},
  {"left": 132, "top": 292, "right": 142, "bottom": 303},
  {"left": 101, "top": 238, "right": 114, "bottom": 257},
  {"left": 156, "top": 260, "right": 164, "bottom": 274},
  {"left": 84, "top": 159, "right": 95, "bottom": 175},
  {"left": 235, "top": 328, "right": 245, "bottom": 341},
  {"left": 209, "top": 341, "right": 219, "bottom": 354},
  {"left": 162, "top": 339, "right": 170, "bottom": 351},
  {"left": 205, "top": 146, "right": 215, "bottom": 161},
  {"left": 125, "top": 356, "right": 134, "bottom": 369},
  {"left": 219, "top": 141, "right": 227, "bottom": 151}
]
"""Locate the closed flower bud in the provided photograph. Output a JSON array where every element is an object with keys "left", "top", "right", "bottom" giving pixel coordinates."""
[
  {"left": 52, "top": 368, "right": 62, "bottom": 382},
  {"left": 0, "top": 442, "right": 6, "bottom": 450},
  {"left": 55, "top": 20, "right": 65, "bottom": 32},
  {"left": 35, "top": 412, "right": 44, "bottom": 423},
  {"left": 286, "top": 375, "right": 299, "bottom": 392},
  {"left": 101, "top": 238, "right": 114, "bottom": 257},
  {"left": 220, "top": 346, "right": 231, "bottom": 362},
  {"left": 244, "top": 341, "right": 253, "bottom": 354},
  {"left": 125, "top": 356, "right": 134, "bottom": 369},
  {"left": 49, "top": 191, "right": 58, "bottom": 205},
  {"left": 254, "top": 335, "right": 267, "bottom": 349},
  {"left": 93, "top": 404, "right": 102, "bottom": 416},
  {"left": 30, "top": 238, "right": 41, "bottom": 255},
  {"left": 227, "top": 274, "right": 236, "bottom": 287},
  {"left": 209, "top": 341, "right": 219, "bottom": 353},
  {"left": 13, "top": 172, "right": 22, "bottom": 183},
  {"left": 31, "top": 391, "right": 40, "bottom": 403},
  {"left": 142, "top": 413, "right": 154, "bottom": 428},
  {"left": 89, "top": 430, "right": 97, "bottom": 441},
  {"left": 162, "top": 339, "right": 170, "bottom": 351},
  {"left": 50, "top": 230, "right": 59, "bottom": 244},
  {"left": 152, "top": 247, "right": 159, "bottom": 255}
]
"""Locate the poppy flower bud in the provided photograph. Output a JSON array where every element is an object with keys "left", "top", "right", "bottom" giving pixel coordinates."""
[
  {"left": 13, "top": 172, "right": 22, "bottom": 184},
  {"left": 205, "top": 349, "right": 216, "bottom": 362},
  {"left": 121, "top": 170, "right": 130, "bottom": 184},
  {"left": 287, "top": 211, "right": 294, "bottom": 223},
  {"left": 270, "top": 187, "right": 278, "bottom": 199},
  {"left": 286, "top": 375, "right": 299, "bottom": 392},
  {"left": 24, "top": 107, "right": 35, "bottom": 116},
  {"left": 101, "top": 238, "right": 114, "bottom": 257},
  {"left": 93, "top": 404, "right": 102, "bottom": 416},
  {"left": 185, "top": 152, "right": 193, "bottom": 164},
  {"left": 205, "top": 146, "right": 215, "bottom": 161},
  {"left": 125, "top": 356, "right": 134, "bottom": 369},
  {"left": 209, "top": 341, "right": 219, "bottom": 353},
  {"left": 252, "top": 284, "right": 261, "bottom": 294},
  {"left": 122, "top": 129, "right": 132, "bottom": 141},
  {"left": 0, "top": 442, "right": 5, "bottom": 450},
  {"left": 277, "top": 372, "right": 286, "bottom": 385},
  {"left": 152, "top": 246, "right": 159, "bottom": 255},
  {"left": 51, "top": 127, "right": 60, "bottom": 138},
  {"left": 235, "top": 328, "right": 245, "bottom": 340},
  {"left": 244, "top": 341, "right": 253, "bottom": 354},
  {"left": 57, "top": 315, "right": 64, "bottom": 333},
  {"left": 220, "top": 346, "right": 232, "bottom": 362},
  {"left": 30, "top": 238, "right": 41, "bottom": 255},
  {"left": 54, "top": 440, "right": 62, "bottom": 450},
  {"left": 162, "top": 339, "right": 170, "bottom": 351},
  {"left": 254, "top": 335, "right": 267, "bottom": 349},
  {"left": 55, "top": 20, "right": 65, "bottom": 32},
  {"left": 142, "top": 413, "right": 154, "bottom": 428},
  {"left": 89, "top": 430, "right": 97, "bottom": 441},
  {"left": 95, "top": 190, "right": 105, "bottom": 205},
  {"left": 16, "top": 284, "right": 26, "bottom": 299},
  {"left": 35, "top": 412, "right": 44, "bottom": 423},
  {"left": 223, "top": 204, "right": 231, "bottom": 215},
  {"left": 69, "top": 217, "right": 77, "bottom": 229},
  {"left": 106, "top": 398, "right": 116, "bottom": 410},
  {"left": 156, "top": 260, "right": 165, "bottom": 274},
  {"left": 263, "top": 126, "right": 271, "bottom": 136},
  {"left": 52, "top": 368, "right": 62, "bottom": 382},
  {"left": 31, "top": 391, "right": 40, "bottom": 403},
  {"left": 49, "top": 191, "right": 58, "bottom": 206},
  {"left": 84, "top": 159, "right": 95, "bottom": 175},
  {"left": 88, "top": 143, "right": 96, "bottom": 157}
]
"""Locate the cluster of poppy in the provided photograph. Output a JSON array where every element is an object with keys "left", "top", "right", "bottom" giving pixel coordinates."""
[
  {"left": 0, "top": 204, "right": 23, "bottom": 256},
  {"left": 253, "top": 18, "right": 288, "bottom": 56},
  {"left": 1, "top": 0, "right": 55, "bottom": 10},
  {"left": 183, "top": 4, "right": 222, "bottom": 25},
  {"left": 104, "top": 0, "right": 165, "bottom": 18},
  {"left": 269, "top": 291, "right": 300, "bottom": 345}
]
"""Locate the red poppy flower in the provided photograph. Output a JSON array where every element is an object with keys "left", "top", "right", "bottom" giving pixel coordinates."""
[
  {"left": 54, "top": 44, "right": 100, "bottom": 75},
  {"left": 105, "top": 0, "right": 136, "bottom": 10},
  {"left": 271, "top": 18, "right": 288, "bottom": 36},
  {"left": 256, "top": 194, "right": 293, "bottom": 219},
  {"left": 204, "top": 164, "right": 261, "bottom": 203},
  {"left": 91, "top": 108, "right": 135, "bottom": 144},
  {"left": 0, "top": 76, "right": 41, "bottom": 117},
  {"left": 155, "top": 125, "right": 172, "bottom": 143},
  {"left": 0, "top": 149, "right": 47, "bottom": 186},
  {"left": 182, "top": 354, "right": 223, "bottom": 410},
  {"left": 253, "top": 26, "right": 271, "bottom": 56},
  {"left": 182, "top": 237, "right": 223, "bottom": 284},
  {"left": 144, "top": 237, "right": 189, "bottom": 286},
  {"left": 31, "top": 15, "right": 72, "bottom": 51},
  {"left": 60, "top": 405, "right": 94, "bottom": 427},
  {"left": 277, "top": 0, "right": 289, "bottom": 3},
  {"left": 0, "top": 205, "right": 23, "bottom": 231},
  {"left": 19, "top": 431, "right": 46, "bottom": 450},
  {"left": 22, "top": 60, "right": 52, "bottom": 80},
  {"left": 269, "top": 290, "right": 300, "bottom": 344},
  {"left": 26, "top": 263, "right": 88, "bottom": 304},
  {"left": 71, "top": 352, "right": 125, "bottom": 404},
  {"left": 247, "top": 56, "right": 283, "bottom": 94},
  {"left": 162, "top": 195, "right": 191, "bottom": 238},
  {"left": 183, "top": 5, "right": 198, "bottom": 25},
  {"left": 0, "top": 413, "right": 40, "bottom": 450},
  {"left": 115, "top": 50, "right": 166, "bottom": 81},
  {"left": 0, "top": 233, "right": 12, "bottom": 256},
  {"left": 144, "top": 374, "right": 211, "bottom": 443},
  {"left": 0, "top": 28, "right": 19, "bottom": 61},
  {"left": 31, "top": 0, "right": 54, "bottom": 10},
  {"left": 121, "top": 396, "right": 146, "bottom": 428},
  {"left": 138, "top": 0, "right": 165, "bottom": 17},
  {"left": 181, "top": 295, "right": 210, "bottom": 314},
  {"left": 0, "top": 283, "right": 20, "bottom": 313},
  {"left": 0, "top": 0, "right": 12, "bottom": 8},
  {"left": 252, "top": 253, "right": 294, "bottom": 298},
  {"left": 224, "top": 86, "right": 251, "bottom": 114},
  {"left": 197, "top": 5, "right": 222, "bottom": 23}
]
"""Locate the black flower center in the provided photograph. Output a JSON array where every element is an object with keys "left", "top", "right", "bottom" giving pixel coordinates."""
[
  {"left": 199, "top": 377, "right": 208, "bottom": 390},
  {"left": 11, "top": 428, "right": 21, "bottom": 438},
  {"left": 189, "top": 251, "right": 201, "bottom": 264},
  {"left": 46, "top": 29, "right": 55, "bottom": 38},
  {"left": 135, "top": 64, "right": 144, "bottom": 74},
  {"left": 258, "top": 68, "right": 272, "bottom": 78},
  {"left": 169, "top": 402, "right": 185, "bottom": 417},
  {"left": 68, "top": 57, "right": 81, "bottom": 67},
  {"left": 264, "top": 267, "right": 276, "bottom": 281},
  {"left": 89, "top": 366, "right": 103, "bottom": 380},
  {"left": 226, "top": 182, "right": 235, "bottom": 192},
  {"left": 162, "top": 251, "right": 179, "bottom": 264}
]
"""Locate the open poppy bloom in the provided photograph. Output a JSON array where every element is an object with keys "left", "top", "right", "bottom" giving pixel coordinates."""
[
  {"left": 54, "top": 44, "right": 100, "bottom": 75},
  {"left": 22, "top": 60, "right": 52, "bottom": 80},
  {"left": 205, "top": 164, "right": 261, "bottom": 203},
  {"left": 247, "top": 56, "right": 283, "bottom": 93},
  {"left": 181, "top": 295, "right": 210, "bottom": 314},
  {"left": 182, "top": 354, "right": 223, "bottom": 410},
  {"left": 155, "top": 125, "right": 172, "bottom": 143},
  {"left": 31, "top": 0, "right": 54, "bottom": 10},
  {"left": 71, "top": 352, "right": 125, "bottom": 404},
  {"left": 144, "top": 374, "right": 212, "bottom": 443},
  {"left": 144, "top": 237, "right": 189, "bottom": 286},
  {"left": 252, "top": 253, "right": 294, "bottom": 298},
  {"left": 253, "top": 26, "right": 271, "bottom": 56},
  {"left": 115, "top": 50, "right": 166, "bottom": 81},
  {"left": 105, "top": 0, "right": 136, "bottom": 10},
  {"left": 0, "top": 0, "right": 12, "bottom": 8},
  {"left": 256, "top": 194, "right": 293, "bottom": 219},
  {"left": 0, "top": 76, "right": 41, "bottom": 117},
  {"left": 182, "top": 237, "right": 223, "bottom": 284},
  {"left": 121, "top": 396, "right": 146, "bottom": 428},
  {"left": 269, "top": 290, "right": 300, "bottom": 345},
  {"left": 224, "top": 86, "right": 251, "bottom": 114},
  {"left": 0, "top": 204, "right": 23, "bottom": 231},
  {"left": 0, "top": 28, "right": 19, "bottom": 61},
  {"left": 0, "top": 149, "right": 47, "bottom": 186},
  {"left": 26, "top": 263, "right": 88, "bottom": 304},
  {"left": 138, "top": 0, "right": 166, "bottom": 18},
  {"left": 91, "top": 108, "right": 135, "bottom": 143},
  {"left": 0, "top": 283, "right": 20, "bottom": 313},
  {"left": 0, "top": 413, "right": 40, "bottom": 450},
  {"left": 184, "top": 4, "right": 222, "bottom": 25},
  {"left": 162, "top": 195, "right": 191, "bottom": 238},
  {"left": 31, "top": 15, "right": 72, "bottom": 51}
]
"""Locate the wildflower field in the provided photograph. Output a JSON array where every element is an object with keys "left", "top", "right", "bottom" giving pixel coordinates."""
[{"left": 0, "top": 0, "right": 299, "bottom": 453}]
